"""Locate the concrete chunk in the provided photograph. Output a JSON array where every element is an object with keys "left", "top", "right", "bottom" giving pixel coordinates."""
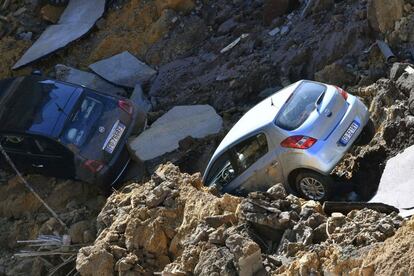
[
  {"left": 370, "top": 145, "right": 414, "bottom": 217},
  {"left": 89, "top": 51, "right": 157, "bottom": 88},
  {"left": 130, "top": 84, "right": 152, "bottom": 113},
  {"left": 128, "top": 105, "right": 222, "bottom": 161},
  {"left": 55, "top": 64, "right": 126, "bottom": 96},
  {"left": 13, "top": 0, "right": 106, "bottom": 69}
]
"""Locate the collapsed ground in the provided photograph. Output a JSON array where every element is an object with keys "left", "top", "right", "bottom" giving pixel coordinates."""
[{"left": 1, "top": 0, "right": 414, "bottom": 275}]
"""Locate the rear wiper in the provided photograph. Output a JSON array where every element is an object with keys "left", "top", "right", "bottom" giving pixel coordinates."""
[{"left": 315, "top": 92, "right": 326, "bottom": 113}]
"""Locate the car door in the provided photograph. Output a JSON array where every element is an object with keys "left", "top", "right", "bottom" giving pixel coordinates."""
[
  {"left": 0, "top": 134, "right": 75, "bottom": 178},
  {"left": 29, "top": 136, "right": 76, "bottom": 179},
  {"left": 0, "top": 134, "right": 39, "bottom": 173},
  {"left": 203, "top": 150, "right": 240, "bottom": 190},
  {"left": 223, "top": 132, "right": 283, "bottom": 194}
]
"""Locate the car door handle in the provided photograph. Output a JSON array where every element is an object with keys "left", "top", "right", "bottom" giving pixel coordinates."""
[{"left": 32, "top": 164, "right": 44, "bottom": 168}]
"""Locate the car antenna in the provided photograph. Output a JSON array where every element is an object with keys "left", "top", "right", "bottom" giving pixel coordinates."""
[
  {"left": 55, "top": 103, "right": 68, "bottom": 117},
  {"left": 270, "top": 97, "right": 275, "bottom": 106}
]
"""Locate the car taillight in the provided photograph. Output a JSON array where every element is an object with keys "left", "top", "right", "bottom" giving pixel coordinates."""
[
  {"left": 281, "top": 135, "right": 317, "bottom": 149},
  {"left": 335, "top": 86, "right": 348, "bottom": 100},
  {"left": 83, "top": 160, "right": 104, "bottom": 173},
  {"left": 118, "top": 99, "right": 134, "bottom": 115}
]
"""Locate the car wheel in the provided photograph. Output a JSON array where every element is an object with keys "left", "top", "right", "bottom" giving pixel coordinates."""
[
  {"left": 295, "top": 171, "right": 331, "bottom": 201},
  {"left": 355, "top": 118, "right": 375, "bottom": 146}
]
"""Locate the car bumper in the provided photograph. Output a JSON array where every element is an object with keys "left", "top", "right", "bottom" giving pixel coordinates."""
[
  {"left": 95, "top": 109, "right": 140, "bottom": 187},
  {"left": 96, "top": 146, "right": 131, "bottom": 186},
  {"left": 280, "top": 95, "right": 370, "bottom": 182}
]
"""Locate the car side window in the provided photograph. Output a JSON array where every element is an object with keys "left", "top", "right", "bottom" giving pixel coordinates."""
[
  {"left": 204, "top": 151, "right": 237, "bottom": 187},
  {"left": 205, "top": 133, "right": 269, "bottom": 188},
  {"left": 233, "top": 133, "right": 269, "bottom": 174},
  {"left": 0, "top": 135, "right": 35, "bottom": 153}
]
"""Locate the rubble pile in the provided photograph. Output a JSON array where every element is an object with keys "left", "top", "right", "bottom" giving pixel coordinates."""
[
  {"left": 75, "top": 163, "right": 404, "bottom": 275},
  {"left": 76, "top": 163, "right": 241, "bottom": 275},
  {"left": 334, "top": 64, "right": 414, "bottom": 198},
  {"left": 277, "top": 212, "right": 410, "bottom": 275}
]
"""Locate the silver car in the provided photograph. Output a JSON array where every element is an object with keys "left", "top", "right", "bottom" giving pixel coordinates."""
[{"left": 203, "top": 80, "right": 372, "bottom": 201}]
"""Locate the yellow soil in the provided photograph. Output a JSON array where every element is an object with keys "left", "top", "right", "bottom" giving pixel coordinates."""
[
  {"left": 0, "top": 37, "right": 31, "bottom": 79},
  {"left": 69, "top": 0, "right": 194, "bottom": 68}
]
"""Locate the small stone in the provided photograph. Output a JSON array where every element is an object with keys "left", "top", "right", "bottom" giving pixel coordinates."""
[
  {"left": 267, "top": 183, "right": 288, "bottom": 199},
  {"left": 280, "top": 26, "right": 290, "bottom": 35},
  {"left": 389, "top": 62, "right": 411, "bottom": 81},
  {"left": 205, "top": 213, "right": 238, "bottom": 228},
  {"left": 69, "top": 221, "right": 90, "bottom": 244},
  {"left": 268, "top": 27, "right": 280, "bottom": 36}
]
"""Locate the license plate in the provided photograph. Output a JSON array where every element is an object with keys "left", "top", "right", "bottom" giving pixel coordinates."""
[
  {"left": 103, "top": 121, "right": 126, "bottom": 154},
  {"left": 339, "top": 120, "right": 359, "bottom": 145}
]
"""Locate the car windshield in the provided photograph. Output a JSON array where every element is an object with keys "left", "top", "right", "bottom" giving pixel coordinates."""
[
  {"left": 275, "top": 81, "right": 326, "bottom": 130},
  {"left": 60, "top": 94, "right": 104, "bottom": 147}
]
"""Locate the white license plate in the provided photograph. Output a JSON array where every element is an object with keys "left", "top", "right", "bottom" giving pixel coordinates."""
[
  {"left": 103, "top": 121, "right": 126, "bottom": 154},
  {"left": 339, "top": 120, "right": 359, "bottom": 145}
]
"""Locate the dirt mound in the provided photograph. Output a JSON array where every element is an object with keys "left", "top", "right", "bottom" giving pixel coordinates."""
[
  {"left": 0, "top": 37, "right": 30, "bottom": 79},
  {"left": 361, "top": 216, "right": 414, "bottom": 275},
  {"left": 76, "top": 163, "right": 241, "bottom": 275},
  {"left": 76, "top": 163, "right": 404, "bottom": 275},
  {"left": 277, "top": 215, "right": 414, "bottom": 276},
  {"left": 65, "top": 0, "right": 196, "bottom": 69}
]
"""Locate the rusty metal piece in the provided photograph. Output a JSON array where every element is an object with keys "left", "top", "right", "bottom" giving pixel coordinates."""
[
  {"left": 323, "top": 201, "right": 399, "bottom": 216},
  {"left": 376, "top": 40, "right": 397, "bottom": 63}
]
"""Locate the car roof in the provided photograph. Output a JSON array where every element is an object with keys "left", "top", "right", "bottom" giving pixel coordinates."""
[
  {"left": 211, "top": 81, "right": 303, "bottom": 159},
  {"left": 0, "top": 76, "right": 82, "bottom": 137}
]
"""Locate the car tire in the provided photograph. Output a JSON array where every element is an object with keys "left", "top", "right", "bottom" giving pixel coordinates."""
[
  {"left": 355, "top": 118, "right": 375, "bottom": 146},
  {"left": 295, "top": 171, "right": 332, "bottom": 201}
]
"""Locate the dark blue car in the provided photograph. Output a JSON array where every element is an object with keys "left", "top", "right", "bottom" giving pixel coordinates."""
[{"left": 0, "top": 75, "right": 146, "bottom": 186}]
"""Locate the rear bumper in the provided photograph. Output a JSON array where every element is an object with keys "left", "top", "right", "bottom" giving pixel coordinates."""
[
  {"left": 96, "top": 146, "right": 131, "bottom": 186},
  {"left": 280, "top": 95, "right": 370, "bottom": 182},
  {"left": 95, "top": 108, "right": 141, "bottom": 187}
]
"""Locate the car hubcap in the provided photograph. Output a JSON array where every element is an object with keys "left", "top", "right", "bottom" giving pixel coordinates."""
[{"left": 299, "top": 177, "right": 325, "bottom": 200}]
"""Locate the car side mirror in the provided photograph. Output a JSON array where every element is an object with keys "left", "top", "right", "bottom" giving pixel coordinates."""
[{"left": 31, "top": 69, "right": 43, "bottom": 76}]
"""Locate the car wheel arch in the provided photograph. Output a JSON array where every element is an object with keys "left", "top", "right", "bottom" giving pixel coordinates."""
[{"left": 287, "top": 168, "right": 327, "bottom": 194}]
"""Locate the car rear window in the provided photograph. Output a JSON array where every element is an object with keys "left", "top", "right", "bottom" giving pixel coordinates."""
[
  {"left": 60, "top": 94, "right": 104, "bottom": 147},
  {"left": 275, "top": 81, "right": 326, "bottom": 130}
]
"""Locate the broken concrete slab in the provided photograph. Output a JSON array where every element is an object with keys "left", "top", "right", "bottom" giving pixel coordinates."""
[
  {"left": 128, "top": 105, "right": 222, "bottom": 161},
  {"left": 130, "top": 84, "right": 152, "bottom": 113},
  {"left": 13, "top": 0, "right": 106, "bottom": 69},
  {"left": 55, "top": 64, "right": 126, "bottom": 97},
  {"left": 369, "top": 144, "right": 414, "bottom": 217},
  {"left": 89, "top": 51, "right": 157, "bottom": 88}
]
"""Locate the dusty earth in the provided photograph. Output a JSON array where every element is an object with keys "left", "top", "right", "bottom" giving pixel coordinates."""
[{"left": 1, "top": 0, "right": 414, "bottom": 275}]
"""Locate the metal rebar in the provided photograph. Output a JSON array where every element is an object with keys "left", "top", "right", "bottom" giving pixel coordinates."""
[{"left": 0, "top": 144, "right": 68, "bottom": 231}]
